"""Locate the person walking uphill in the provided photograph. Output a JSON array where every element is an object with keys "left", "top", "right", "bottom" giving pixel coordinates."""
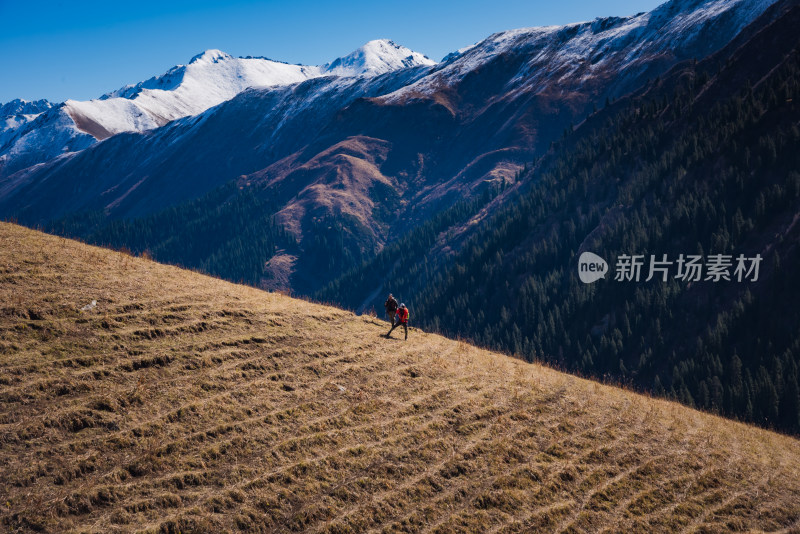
[
  {"left": 384, "top": 293, "right": 398, "bottom": 327},
  {"left": 386, "top": 303, "right": 409, "bottom": 340}
]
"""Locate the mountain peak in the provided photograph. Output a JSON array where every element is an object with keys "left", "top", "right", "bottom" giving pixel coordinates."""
[
  {"left": 323, "top": 39, "right": 435, "bottom": 77},
  {"left": 188, "top": 49, "right": 233, "bottom": 64},
  {"left": 0, "top": 98, "right": 53, "bottom": 112}
]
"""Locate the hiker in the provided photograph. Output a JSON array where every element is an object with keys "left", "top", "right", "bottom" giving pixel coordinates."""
[
  {"left": 386, "top": 303, "right": 409, "bottom": 340},
  {"left": 384, "top": 293, "right": 398, "bottom": 327}
]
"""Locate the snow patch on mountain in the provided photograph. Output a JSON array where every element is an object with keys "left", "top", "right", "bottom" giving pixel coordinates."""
[{"left": 2, "top": 113, "right": 44, "bottom": 131}]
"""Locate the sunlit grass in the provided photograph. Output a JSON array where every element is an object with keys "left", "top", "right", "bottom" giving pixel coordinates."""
[{"left": 1, "top": 222, "right": 798, "bottom": 533}]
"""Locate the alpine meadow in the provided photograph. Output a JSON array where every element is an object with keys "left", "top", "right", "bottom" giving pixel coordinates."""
[{"left": 2, "top": 223, "right": 799, "bottom": 532}]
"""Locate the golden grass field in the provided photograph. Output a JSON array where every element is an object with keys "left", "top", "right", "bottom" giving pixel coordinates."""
[{"left": 1, "top": 221, "right": 799, "bottom": 533}]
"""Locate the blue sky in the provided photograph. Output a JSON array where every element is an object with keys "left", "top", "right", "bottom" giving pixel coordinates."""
[{"left": 0, "top": 0, "right": 663, "bottom": 103}]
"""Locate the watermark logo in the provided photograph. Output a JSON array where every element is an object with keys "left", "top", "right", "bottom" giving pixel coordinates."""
[
  {"left": 578, "top": 252, "right": 762, "bottom": 284},
  {"left": 578, "top": 252, "right": 608, "bottom": 284}
]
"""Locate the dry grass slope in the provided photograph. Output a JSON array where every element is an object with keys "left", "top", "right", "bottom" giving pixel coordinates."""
[{"left": 1, "top": 221, "right": 799, "bottom": 533}]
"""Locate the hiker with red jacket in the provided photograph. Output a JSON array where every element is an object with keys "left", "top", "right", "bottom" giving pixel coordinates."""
[
  {"left": 384, "top": 293, "right": 398, "bottom": 327},
  {"left": 386, "top": 303, "right": 409, "bottom": 340}
]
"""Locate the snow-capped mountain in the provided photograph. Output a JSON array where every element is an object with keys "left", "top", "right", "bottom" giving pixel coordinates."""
[
  {"left": 385, "top": 0, "right": 777, "bottom": 104},
  {"left": 322, "top": 39, "right": 435, "bottom": 77},
  {"left": 63, "top": 41, "right": 434, "bottom": 141},
  {"left": 1, "top": 0, "right": 781, "bottom": 227},
  {"left": 0, "top": 99, "right": 53, "bottom": 131},
  {"left": 0, "top": 99, "right": 54, "bottom": 151},
  {"left": 0, "top": 40, "right": 434, "bottom": 178},
  {"left": 0, "top": 99, "right": 90, "bottom": 179},
  {"left": 65, "top": 49, "right": 324, "bottom": 139}
]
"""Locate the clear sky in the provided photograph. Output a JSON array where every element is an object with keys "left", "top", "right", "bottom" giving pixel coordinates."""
[{"left": 0, "top": 0, "right": 664, "bottom": 103}]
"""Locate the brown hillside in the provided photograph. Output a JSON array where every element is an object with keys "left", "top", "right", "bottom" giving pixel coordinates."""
[{"left": 1, "top": 222, "right": 799, "bottom": 533}]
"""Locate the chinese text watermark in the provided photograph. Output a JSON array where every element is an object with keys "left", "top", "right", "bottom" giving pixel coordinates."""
[{"left": 578, "top": 252, "right": 762, "bottom": 284}]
